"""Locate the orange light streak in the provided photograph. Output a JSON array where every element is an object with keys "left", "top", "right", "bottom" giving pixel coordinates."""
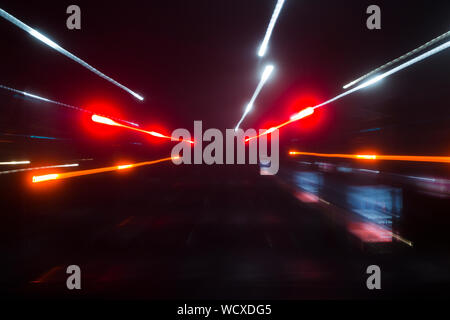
[
  {"left": 32, "top": 156, "right": 178, "bottom": 183},
  {"left": 288, "top": 151, "right": 450, "bottom": 163},
  {"left": 32, "top": 173, "right": 59, "bottom": 183},
  {"left": 117, "top": 164, "right": 133, "bottom": 170},
  {"left": 91, "top": 115, "right": 194, "bottom": 144},
  {"left": 355, "top": 154, "right": 377, "bottom": 160}
]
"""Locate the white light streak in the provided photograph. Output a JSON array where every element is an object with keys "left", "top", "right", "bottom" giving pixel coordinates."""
[
  {"left": 235, "top": 65, "right": 274, "bottom": 130},
  {"left": 343, "top": 30, "right": 450, "bottom": 89},
  {"left": 258, "top": 0, "right": 286, "bottom": 57},
  {"left": 290, "top": 107, "right": 314, "bottom": 121},
  {"left": 244, "top": 103, "right": 253, "bottom": 114},
  {"left": 312, "top": 39, "right": 450, "bottom": 111},
  {"left": 148, "top": 131, "right": 165, "bottom": 138},
  {"left": 29, "top": 29, "right": 59, "bottom": 49},
  {"left": 357, "top": 74, "right": 385, "bottom": 89},
  {"left": 358, "top": 168, "right": 380, "bottom": 174},
  {"left": 0, "top": 163, "right": 78, "bottom": 175},
  {"left": 23, "top": 91, "right": 51, "bottom": 102},
  {"left": 91, "top": 114, "right": 118, "bottom": 126},
  {"left": 0, "top": 8, "right": 144, "bottom": 101},
  {"left": 261, "top": 65, "right": 274, "bottom": 82},
  {"left": 0, "top": 161, "right": 30, "bottom": 165},
  {"left": 0, "top": 84, "right": 140, "bottom": 127}
]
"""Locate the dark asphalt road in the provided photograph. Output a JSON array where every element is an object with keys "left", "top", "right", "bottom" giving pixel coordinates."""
[{"left": 1, "top": 163, "right": 450, "bottom": 299}]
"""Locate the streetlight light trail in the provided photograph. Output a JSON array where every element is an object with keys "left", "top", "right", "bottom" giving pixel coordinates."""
[
  {"left": 246, "top": 38, "right": 450, "bottom": 141},
  {"left": 258, "top": 0, "right": 286, "bottom": 57},
  {"left": 343, "top": 29, "right": 450, "bottom": 89},
  {"left": 0, "top": 8, "right": 144, "bottom": 101},
  {"left": 0, "top": 84, "right": 140, "bottom": 127},
  {"left": 235, "top": 65, "right": 274, "bottom": 130}
]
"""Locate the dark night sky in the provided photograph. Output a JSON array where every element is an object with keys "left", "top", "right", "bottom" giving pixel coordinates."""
[{"left": 0, "top": 0, "right": 449, "bottom": 157}]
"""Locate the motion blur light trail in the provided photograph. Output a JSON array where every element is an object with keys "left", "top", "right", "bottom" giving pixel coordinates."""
[
  {"left": 0, "top": 160, "right": 30, "bottom": 165},
  {"left": 245, "top": 107, "right": 314, "bottom": 142},
  {"left": 258, "top": 0, "right": 286, "bottom": 57},
  {"left": 235, "top": 65, "right": 275, "bottom": 130},
  {"left": 0, "top": 163, "right": 78, "bottom": 175},
  {"left": 343, "top": 29, "right": 450, "bottom": 89},
  {"left": 289, "top": 151, "right": 450, "bottom": 164},
  {"left": 247, "top": 38, "right": 450, "bottom": 139},
  {"left": 0, "top": 84, "right": 189, "bottom": 143},
  {"left": 1, "top": 132, "right": 70, "bottom": 141},
  {"left": 290, "top": 107, "right": 315, "bottom": 121},
  {"left": 31, "top": 156, "right": 177, "bottom": 183},
  {"left": 0, "top": 8, "right": 144, "bottom": 101},
  {"left": 0, "top": 84, "right": 140, "bottom": 127},
  {"left": 91, "top": 115, "right": 194, "bottom": 144}
]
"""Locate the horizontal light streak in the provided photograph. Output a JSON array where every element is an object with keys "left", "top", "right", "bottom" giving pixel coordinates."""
[
  {"left": 0, "top": 163, "right": 78, "bottom": 175},
  {"left": 117, "top": 164, "right": 133, "bottom": 170},
  {"left": 32, "top": 157, "right": 177, "bottom": 183},
  {"left": 289, "top": 151, "right": 450, "bottom": 164},
  {"left": 32, "top": 173, "right": 59, "bottom": 183},
  {"left": 0, "top": 160, "right": 30, "bottom": 165}
]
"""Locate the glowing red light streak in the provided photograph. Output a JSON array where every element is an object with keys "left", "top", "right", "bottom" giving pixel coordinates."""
[
  {"left": 91, "top": 115, "right": 194, "bottom": 144},
  {"left": 245, "top": 107, "right": 314, "bottom": 142},
  {"left": 246, "top": 36, "right": 450, "bottom": 140}
]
